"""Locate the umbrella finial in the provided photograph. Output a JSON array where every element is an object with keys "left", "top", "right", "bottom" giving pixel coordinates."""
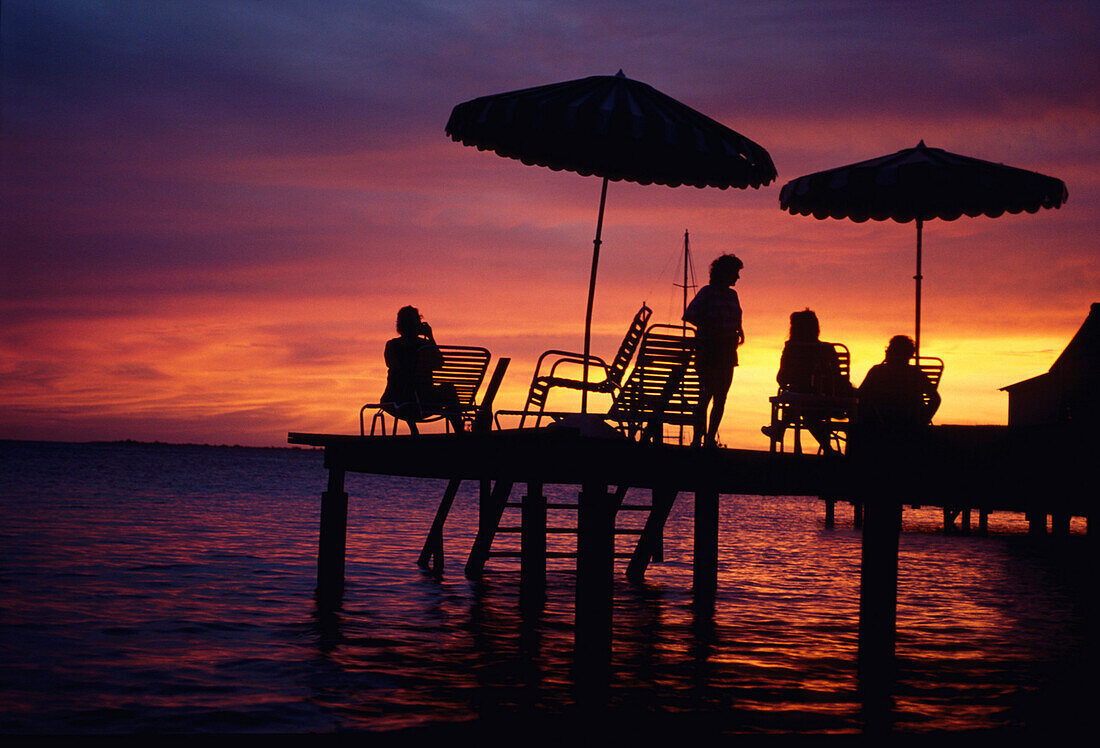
[
  {"left": 917, "top": 139, "right": 927, "bottom": 148},
  {"left": 615, "top": 69, "right": 625, "bottom": 78}
]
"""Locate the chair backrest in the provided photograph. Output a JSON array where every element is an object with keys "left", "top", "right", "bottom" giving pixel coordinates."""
[
  {"left": 832, "top": 343, "right": 851, "bottom": 385},
  {"left": 428, "top": 345, "right": 492, "bottom": 408},
  {"left": 915, "top": 356, "right": 944, "bottom": 389},
  {"left": 473, "top": 358, "right": 510, "bottom": 432},
  {"left": 915, "top": 355, "right": 944, "bottom": 412},
  {"left": 608, "top": 324, "right": 703, "bottom": 439},
  {"left": 605, "top": 303, "right": 653, "bottom": 389}
]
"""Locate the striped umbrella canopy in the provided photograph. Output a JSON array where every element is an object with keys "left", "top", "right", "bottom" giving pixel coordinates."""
[
  {"left": 447, "top": 71, "right": 776, "bottom": 411},
  {"left": 780, "top": 141, "right": 1067, "bottom": 356}
]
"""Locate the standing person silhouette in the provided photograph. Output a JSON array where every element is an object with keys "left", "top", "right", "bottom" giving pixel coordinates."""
[
  {"left": 380, "top": 306, "right": 463, "bottom": 434},
  {"left": 683, "top": 253, "right": 744, "bottom": 448}
]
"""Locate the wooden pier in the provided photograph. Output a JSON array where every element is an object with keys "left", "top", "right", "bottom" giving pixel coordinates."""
[
  {"left": 289, "top": 421, "right": 1093, "bottom": 691},
  {"left": 290, "top": 425, "right": 843, "bottom": 594}
]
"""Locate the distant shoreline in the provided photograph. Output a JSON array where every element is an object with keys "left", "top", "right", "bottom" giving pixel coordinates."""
[{"left": 0, "top": 438, "right": 321, "bottom": 451}]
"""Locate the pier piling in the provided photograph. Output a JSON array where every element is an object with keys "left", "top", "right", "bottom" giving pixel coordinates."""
[
  {"left": 465, "top": 479, "right": 514, "bottom": 579},
  {"left": 858, "top": 499, "right": 902, "bottom": 685},
  {"left": 417, "top": 477, "right": 462, "bottom": 574},
  {"left": 626, "top": 486, "right": 676, "bottom": 583},
  {"left": 520, "top": 481, "right": 547, "bottom": 601},
  {"left": 693, "top": 486, "right": 719, "bottom": 594},
  {"left": 317, "top": 467, "right": 348, "bottom": 605},
  {"left": 574, "top": 483, "right": 615, "bottom": 684}
]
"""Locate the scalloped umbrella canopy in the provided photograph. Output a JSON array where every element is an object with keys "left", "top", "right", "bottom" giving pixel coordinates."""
[
  {"left": 446, "top": 71, "right": 776, "bottom": 189},
  {"left": 779, "top": 141, "right": 1067, "bottom": 355},
  {"left": 446, "top": 71, "right": 776, "bottom": 411}
]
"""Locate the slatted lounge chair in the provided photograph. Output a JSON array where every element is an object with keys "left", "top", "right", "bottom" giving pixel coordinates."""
[
  {"left": 496, "top": 322, "right": 704, "bottom": 445},
  {"left": 361, "top": 345, "right": 493, "bottom": 435},
  {"left": 767, "top": 342, "right": 857, "bottom": 454},
  {"left": 514, "top": 303, "right": 651, "bottom": 428}
]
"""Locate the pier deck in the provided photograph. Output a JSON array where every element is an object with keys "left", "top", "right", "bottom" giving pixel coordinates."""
[
  {"left": 288, "top": 422, "right": 1092, "bottom": 516},
  {"left": 288, "top": 426, "right": 842, "bottom": 495}
]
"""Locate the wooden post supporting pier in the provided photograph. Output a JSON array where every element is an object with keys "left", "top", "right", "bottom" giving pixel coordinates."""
[
  {"left": 1053, "top": 512, "right": 1071, "bottom": 536},
  {"left": 1028, "top": 511, "right": 1047, "bottom": 535},
  {"left": 626, "top": 486, "right": 676, "bottom": 583},
  {"left": 418, "top": 478, "right": 462, "bottom": 574},
  {"left": 317, "top": 467, "right": 348, "bottom": 606},
  {"left": 693, "top": 485, "right": 719, "bottom": 594},
  {"left": 465, "top": 479, "right": 514, "bottom": 579},
  {"left": 572, "top": 481, "right": 617, "bottom": 699},
  {"left": 858, "top": 499, "right": 902, "bottom": 686},
  {"left": 520, "top": 481, "right": 547, "bottom": 602}
]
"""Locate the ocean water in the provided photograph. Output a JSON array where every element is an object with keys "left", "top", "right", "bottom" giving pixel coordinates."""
[{"left": 0, "top": 439, "right": 1090, "bottom": 736}]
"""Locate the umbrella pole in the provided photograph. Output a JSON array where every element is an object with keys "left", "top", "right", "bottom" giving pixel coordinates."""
[
  {"left": 914, "top": 219, "right": 923, "bottom": 359},
  {"left": 582, "top": 177, "right": 610, "bottom": 415}
]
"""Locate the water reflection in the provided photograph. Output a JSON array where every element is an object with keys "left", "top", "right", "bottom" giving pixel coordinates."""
[
  {"left": 321, "top": 498, "right": 1087, "bottom": 734},
  {"left": 0, "top": 442, "right": 1090, "bottom": 735}
]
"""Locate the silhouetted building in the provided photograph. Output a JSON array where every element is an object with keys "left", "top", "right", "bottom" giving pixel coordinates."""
[{"left": 1001, "top": 303, "right": 1100, "bottom": 426}]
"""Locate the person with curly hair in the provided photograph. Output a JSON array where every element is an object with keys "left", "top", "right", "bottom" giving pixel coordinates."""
[{"left": 683, "top": 253, "right": 744, "bottom": 447}]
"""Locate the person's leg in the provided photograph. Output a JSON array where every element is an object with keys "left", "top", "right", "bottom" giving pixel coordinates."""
[
  {"left": 396, "top": 402, "right": 421, "bottom": 436},
  {"left": 706, "top": 390, "right": 726, "bottom": 445},
  {"left": 807, "top": 420, "right": 836, "bottom": 454},
  {"left": 695, "top": 393, "right": 712, "bottom": 446},
  {"left": 705, "top": 367, "right": 734, "bottom": 447},
  {"left": 693, "top": 392, "right": 713, "bottom": 447}
]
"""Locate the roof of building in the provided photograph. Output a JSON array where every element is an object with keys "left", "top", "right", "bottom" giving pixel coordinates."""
[{"left": 1002, "top": 303, "right": 1100, "bottom": 392}]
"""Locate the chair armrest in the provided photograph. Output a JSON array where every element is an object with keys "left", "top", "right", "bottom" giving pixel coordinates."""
[
  {"left": 534, "top": 349, "right": 611, "bottom": 379},
  {"left": 361, "top": 401, "right": 398, "bottom": 435}
]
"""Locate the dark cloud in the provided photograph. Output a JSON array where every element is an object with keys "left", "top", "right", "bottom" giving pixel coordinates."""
[{"left": 6, "top": 1, "right": 1095, "bottom": 150}]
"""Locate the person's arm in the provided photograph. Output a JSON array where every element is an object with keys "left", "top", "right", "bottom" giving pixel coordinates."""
[
  {"left": 733, "top": 290, "right": 744, "bottom": 346},
  {"left": 416, "top": 322, "right": 443, "bottom": 372},
  {"left": 777, "top": 344, "right": 792, "bottom": 386},
  {"left": 683, "top": 289, "right": 704, "bottom": 326},
  {"left": 418, "top": 342, "right": 443, "bottom": 373}
]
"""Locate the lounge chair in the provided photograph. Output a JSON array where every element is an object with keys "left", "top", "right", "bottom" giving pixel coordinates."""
[
  {"left": 496, "top": 322, "right": 704, "bottom": 444},
  {"left": 361, "top": 345, "right": 501, "bottom": 435},
  {"left": 513, "top": 304, "right": 652, "bottom": 428},
  {"left": 766, "top": 342, "right": 857, "bottom": 454}
]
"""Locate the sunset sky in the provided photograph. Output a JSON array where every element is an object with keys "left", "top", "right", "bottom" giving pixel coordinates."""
[{"left": 2, "top": 1, "right": 1097, "bottom": 449}]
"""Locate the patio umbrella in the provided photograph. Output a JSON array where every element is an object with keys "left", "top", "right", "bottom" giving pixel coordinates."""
[
  {"left": 446, "top": 71, "right": 776, "bottom": 411},
  {"left": 779, "top": 141, "right": 1067, "bottom": 357}
]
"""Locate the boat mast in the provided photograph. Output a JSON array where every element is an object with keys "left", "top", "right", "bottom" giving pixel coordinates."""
[
  {"left": 673, "top": 230, "right": 697, "bottom": 444},
  {"left": 675, "top": 230, "right": 697, "bottom": 332}
]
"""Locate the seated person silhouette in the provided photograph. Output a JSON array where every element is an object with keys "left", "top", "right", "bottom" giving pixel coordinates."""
[
  {"left": 762, "top": 309, "right": 853, "bottom": 454},
  {"left": 380, "top": 306, "right": 463, "bottom": 434},
  {"left": 852, "top": 335, "right": 941, "bottom": 490},
  {"left": 856, "top": 334, "right": 940, "bottom": 434}
]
